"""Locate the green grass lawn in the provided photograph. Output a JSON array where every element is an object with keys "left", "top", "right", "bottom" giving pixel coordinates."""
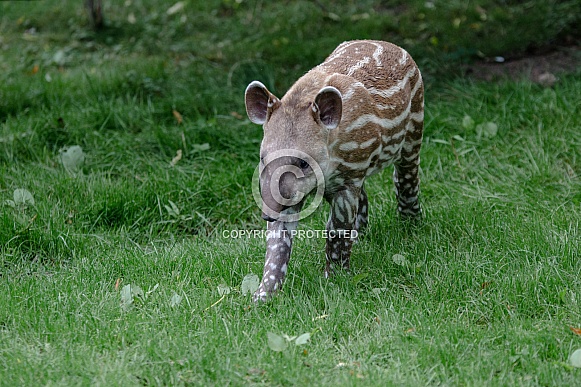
[{"left": 1, "top": 0, "right": 580, "bottom": 385}]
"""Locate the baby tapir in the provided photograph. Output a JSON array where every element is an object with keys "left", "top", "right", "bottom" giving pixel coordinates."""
[{"left": 245, "top": 40, "right": 424, "bottom": 302}]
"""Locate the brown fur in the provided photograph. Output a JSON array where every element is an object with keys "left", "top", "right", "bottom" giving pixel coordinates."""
[{"left": 245, "top": 40, "right": 424, "bottom": 301}]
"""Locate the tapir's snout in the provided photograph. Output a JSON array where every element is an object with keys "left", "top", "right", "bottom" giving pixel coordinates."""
[{"left": 259, "top": 155, "right": 299, "bottom": 223}]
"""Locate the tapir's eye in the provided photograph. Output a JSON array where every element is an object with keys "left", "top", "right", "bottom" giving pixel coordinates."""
[
  {"left": 260, "top": 156, "right": 265, "bottom": 164},
  {"left": 299, "top": 159, "right": 310, "bottom": 170}
]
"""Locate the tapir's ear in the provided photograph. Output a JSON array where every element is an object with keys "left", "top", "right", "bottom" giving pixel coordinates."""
[
  {"left": 313, "top": 86, "right": 342, "bottom": 130},
  {"left": 245, "top": 81, "right": 280, "bottom": 125}
]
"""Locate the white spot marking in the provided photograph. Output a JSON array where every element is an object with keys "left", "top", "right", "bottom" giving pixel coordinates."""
[{"left": 401, "top": 195, "right": 418, "bottom": 203}]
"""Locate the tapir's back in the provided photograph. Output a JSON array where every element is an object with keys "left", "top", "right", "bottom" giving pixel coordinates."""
[
  {"left": 317, "top": 40, "right": 422, "bottom": 112},
  {"left": 309, "top": 40, "right": 424, "bottom": 181}
]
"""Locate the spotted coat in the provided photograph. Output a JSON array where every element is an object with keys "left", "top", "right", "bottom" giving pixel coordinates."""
[{"left": 245, "top": 40, "right": 424, "bottom": 302}]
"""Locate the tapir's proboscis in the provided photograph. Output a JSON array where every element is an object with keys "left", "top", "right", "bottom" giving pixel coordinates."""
[{"left": 245, "top": 40, "right": 424, "bottom": 302}]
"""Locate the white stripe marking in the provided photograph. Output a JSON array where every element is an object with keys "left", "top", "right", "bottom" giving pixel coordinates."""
[
  {"left": 368, "top": 66, "right": 416, "bottom": 99},
  {"left": 359, "top": 138, "right": 377, "bottom": 149},
  {"left": 342, "top": 82, "right": 366, "bottom": 101},
  {"left": 379, "top": 142, "right": 403, "bottom": 158},
  {"left": 371, "top": 42, "right": 384, "bottom": 67},
  {"left": 347, "top": 56, "right": 371, "bottom": 76},
  {"left": 399, "top": 49, "right": 409, "bottom": 65},
  {"left": 345, "top": 103, "right": 411, "bottom": 133},
  {"left": 376, "top": 104, "right": 397, "bottom": 110},
  {"left": 402, "top": 137, "right": 423, "bottom": 153},
  {"left": 382, "top": 130, "right": 407, "bottom": 144},
  {"left": 345, "top": 200, "right": 353, "bottom": 222},
  {"left": 334, "top": 207, "right": 345, "bottom": 223},
  {"left": 335, "top": 145, "right": 382, "bottom": 170},
  {"left": 323, "top": 41, "right": 359, "bottom": 64},
  {"left": 410, "top": 111, "right": 424, "bottom": 122},
  {"left": 339, "top": 141, "right": 359, "bottom": 151},
  {"left": 411, "top": 73, "right": 423, "bottom": 99}
]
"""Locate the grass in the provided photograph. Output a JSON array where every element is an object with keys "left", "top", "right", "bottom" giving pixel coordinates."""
[{"left": 1, "top": 0, "right": 580, "bottom": 385}]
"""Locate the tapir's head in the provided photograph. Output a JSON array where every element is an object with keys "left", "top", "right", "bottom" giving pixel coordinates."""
[{"left": 245, "top": 79, "right": 343, "bottom": 222}]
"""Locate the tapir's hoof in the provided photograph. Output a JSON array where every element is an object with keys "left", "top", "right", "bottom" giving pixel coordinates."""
[{"left": 252, "top": 289, "right": 270, "bottom": 303}]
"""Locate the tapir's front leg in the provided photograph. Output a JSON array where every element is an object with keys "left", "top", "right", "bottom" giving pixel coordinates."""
[
  {"left": 325, "top": 187, "right": 361, "bottom": 277},
  {"left": 253, "top": 220, "right": 297, "bottom": 302}
]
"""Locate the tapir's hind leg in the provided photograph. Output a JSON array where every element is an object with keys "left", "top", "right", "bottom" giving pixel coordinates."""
[
  {"left": 355, "top": 185, "right": 368, "bottom": 233},
  {"left": 394, "top": 80, "right": 424, "bottom": 218},
  {"left": 393, "top": 158, "right": 421, "bottom": 218}
]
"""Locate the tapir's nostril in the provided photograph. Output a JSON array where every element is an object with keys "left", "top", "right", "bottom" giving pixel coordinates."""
[{"left": 262, "top": 213, "right": 277, "bottom": 222}]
